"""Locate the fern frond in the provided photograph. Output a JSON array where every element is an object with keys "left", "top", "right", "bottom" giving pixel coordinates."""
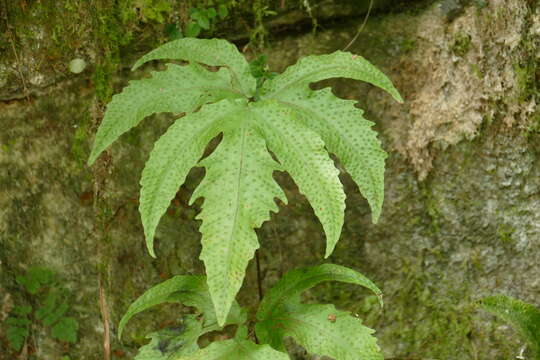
[
  {"left": 140, "top": 100, "right": 246, "bottom": 257},
  {"left": 256, "top": 302, "right": 382, "bottom": 360},
  {"left": 89, "top": 38, "right": 403, "bottom": 328},
  {"left": 254, "top": 101, "right": 346, "bottom": 258},
  {"left": 257, "top": 264, "right": 382, "bottom": 320},
  {"left": 274, "top": 87, "right": 387, "bottom": 222},
  {"left": 118, "top": 275, "right": 246, "bottom": 340},
  {"left": 88, "top": 63, "right": 241, "bottom": 165},
  {"left": 261, "top": 51, "right": 403, "bottom": 103},
  {"left": 190, "top": 113, "right": 286, "bottom": 325},
  {"left": 256, "top": 264, "right": 383, "bottom": 359},
  {"left": 132, "top": 38, "right": 256, "bottom": 96},
  {"left": 172, "top": 326, "right": 289, "bottom": 360}
]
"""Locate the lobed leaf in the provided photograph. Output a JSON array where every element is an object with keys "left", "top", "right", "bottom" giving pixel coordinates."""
[
  {"left": 171, "top": 327, "right": 289, "bottom": 360},
  {"left": 253, "top": 101, "right": 345, "bottom": 258},
  {"left": 51, "top": 317, "right": 78, "bottom": 343},
  {"left": 132, "top": 38, "right": 256, "bottom": 96},
  {"left": 41, "top": 302, "right": 69, "bottom": 327},
  {"left": 88, "top": 38, "right": 403, "bottom": 344},
  {"left": 6, "top": 318, "right": 30, "bottom": 351},
  {"left": 118, "top": 275, "right": 246, "bottom": 340},
  {"left": 16, "top": 267, "right": 55, "bottom": 294},
  {"left": 190, "top": 114, "right": 286, "bottom": 326},
  {"left": 480, "top": 295, "right": 540, "bottom": 358},
  {"left": 13, "top": 305, "right": 32, "bottom": 316},
  {"left": 256, "top": 302, "right": 383, "bottom": 360},
  {"left": 140, "top": 100, "right": 247, "bottom": 257},
  {"left": 88, "top": 63, "right": 241, "bottom": 165},
  {"left": 275, "top": 87, "right": 387, "bottom": 222},
  {"left": 257, "top": 264, "right": 382, "bottom": 321},
  {"left": 261, "top": 51, "right": 402, "bottom": 103}
]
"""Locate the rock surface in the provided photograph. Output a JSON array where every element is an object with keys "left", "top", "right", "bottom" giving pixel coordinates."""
[{"left": 1, "top": 0, "right": 538, "bottom": 359}]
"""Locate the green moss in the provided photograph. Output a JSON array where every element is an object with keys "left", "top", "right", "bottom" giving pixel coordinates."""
[
  {"left": 93, "top": 63, "right": 115, "bottom": 103},
  {"left": 382, "top": 261, "right": 480, "bottom": 358},
  {"left": 470, "top": 63, "right": 483, "bottom": 78},
  {"left": 419, "top": 184, "right": 441, "bottom": 234},
  {"left": 1, "top": 138, "right": 17, "bottom": 154},
  {"left": 526, "top": 111, "right": 540, "bottom": 136},
  {"left": 71, "top": 122, "right": 90, "bottom": 167},
  {"left": 400, "top": 37, "right": 417, "bottom": 53},
  {"left": 451, "top": 32, "right": 472, "bottom": 57},
  {"left": 496, "top": 224, "right": 516, "bottom": 245},
  {"left": 474, "top": 0, "right": 488, "bottom": 9},
  {"left": 514, "top": 60, "right": 538, "bottom": 102}
]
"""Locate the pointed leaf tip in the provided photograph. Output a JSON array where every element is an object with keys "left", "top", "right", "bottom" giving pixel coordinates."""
[
  {"left": 324, "top": 244, "right": 337, "bottom": 259},
  {"left": 262, "top": 50, "right": 403, "bottom": 105},
  {"left": 87, "top": 156, "right": 95, "bottom": 167},
  {"left": 192, "top": 121, "right": 285, "bottom": 328},
  {"left": 146, "top": 241, "right": 157, "bottom": 258},
  {"left": 371, "top": 209, "right": 381, "bottom": 224}
]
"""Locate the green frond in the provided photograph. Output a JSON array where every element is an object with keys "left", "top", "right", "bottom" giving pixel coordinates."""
[
  {"left": 88, "top": 63, "right": 241, "bottom": 165},
  {"left": 253, "top": 101, "right": 346, "bottom": 258},
  {"left": 261, "top": 51, "right": 403, "bottom": 103},
  {"left": 140, "top": 100, "right": 246, "bottom": 257},
  {"left": 257, "top": 264, "right": 382, "bottom": 321},
  {"left": 256, "top": 302, "right": 382, "bottom": 360},
  {"left": 118, "top": 275, "right": 246, "bottom": 340},
  {"left": 171, "top": 327, "right": 289, "bottom": 360},
  {"left": 88, "top": 37, "right": 403, "bottom": 332},
  {"left": 132, "top": 38, "right": 256, "bottom": 96},
  {"left": 275, "top": 87, "right": 387, "bottom": 222},
  {"left": 190, "top": 117, "right": 286, "bottom": 326}
]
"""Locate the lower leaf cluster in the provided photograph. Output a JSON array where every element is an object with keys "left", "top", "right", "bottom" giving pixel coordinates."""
[{"left": 119, "top": 264, "right": 383, "bottom": 360}]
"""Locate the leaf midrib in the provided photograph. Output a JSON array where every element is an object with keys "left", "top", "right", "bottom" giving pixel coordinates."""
[{"left": 223, "top": 124, "right": 248, "bottom": 290}]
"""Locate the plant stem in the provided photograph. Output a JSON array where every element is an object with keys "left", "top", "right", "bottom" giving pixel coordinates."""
[
  {"left": 255, "top": 250, "right": 263, "bottom": 302},
  {"left": 253, "top": 249, "right": 264, "bottom": 345}
]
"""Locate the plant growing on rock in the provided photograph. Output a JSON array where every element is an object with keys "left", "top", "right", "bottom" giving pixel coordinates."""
[
  {"left": 480, "top": 295, "right": 540, "bottom": 359},
  {"left": 6, "top": 267, "right": 79, "bottom": 354},
  {"left": 88, "top": 37, "right": 402, "bottom": 359}
]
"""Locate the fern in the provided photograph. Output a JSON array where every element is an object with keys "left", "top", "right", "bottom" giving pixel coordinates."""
[
  {"left": 172, "top": 326, "right": 289, "bottom": 360},
  {"left": 255, "top": 264, "right": 383, "bottom": 359},
  {"left": 89, "top": 38, "right": 402, "bottom": 325},
  {"left": 480, "top": 295, "right": 540, "bottom": 359},
  {"left": 118, "top": 275, "right": 246, "bottom": 340},
  {"left": 7, "top": 268, "right": 79, "bottom": 353},
  {"left": 122, "top": 264, "right": 383, "bottom": 360},
  {"left": 6, "top": 306, "right": 32, "bottom": 351}
]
